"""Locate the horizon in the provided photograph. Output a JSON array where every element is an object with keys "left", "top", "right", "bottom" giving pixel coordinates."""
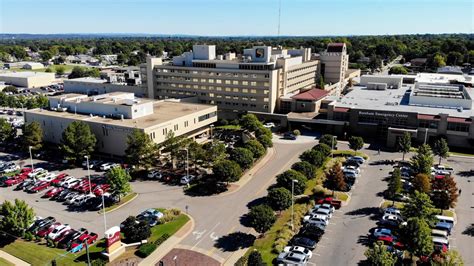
[{"left": 1, "top": 0, "right": 473, "bottom": 36}]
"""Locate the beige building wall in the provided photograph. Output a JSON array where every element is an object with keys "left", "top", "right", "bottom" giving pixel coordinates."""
[{"left": 0, "top": 72, "right": 56, "bottom": 88}]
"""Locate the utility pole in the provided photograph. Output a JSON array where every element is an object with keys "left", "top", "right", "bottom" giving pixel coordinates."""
[{"left": 277, "top": 0, "right": 282, "bottom": 36}]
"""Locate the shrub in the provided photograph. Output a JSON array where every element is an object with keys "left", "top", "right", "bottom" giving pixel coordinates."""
[
  {"left": 245, "top": 139, "right": 266, "bottom": 159},
  {"left": 275, "top": 170, "right": 308, "bottom": 195},
  {"left": 291, "top": 161, "right": 317, "bottom": 179},
  {"left": 248, "top": 250, "right": 265, "bottom": 266},
  {"left": 247, "top": 204, "right": 276, "bottom": 234},
  {"left": 234, "top": 255, "right": 248, "bottom": 266},
  {"left": 313, "top": 143, "right": 332, "bottom": 157},
  {"left": 91, "top": 258, "right": 108, "bottom": 266},
  {"left": 154, "top": 233, "right": 170, "bottom": 246},
  {"left": 24, "top": 231, "right": 33, "bottom": 241},
  {"left": 160, "top": 209, "right": 182, "bottom": 223},
  {"left": 319, "top": 134, "right": 337, "bottom": 149},
  {"left": 230, "top": 147, "right": 254, "bottom": 169},
  {"left": 136, "top": 242, "right": 158, "bottom": 258},
  {"left": 266, "top": 187, "right": 292, "bottom": 211},
  {"left": 300, "top": 149, "right": 326, "bottom": 167},
  {"left": 218, "top": 119, "right": 228, "bottom": 126},
  {"left": 230, "top": 119, "right": 239, "bottom": 126},
  {"left": 257, "top": 134, "right": 273, "bottom": 148}
]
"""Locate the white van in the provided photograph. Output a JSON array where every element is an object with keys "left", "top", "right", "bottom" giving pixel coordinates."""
[
  {"left": 436, "top": 215, "right": 455, "bottom": 226},
  {"left": 435, "top": 165, "right": 454, "bottom": 173},
  {"left": 431, "top": 229, "right": 449, "bottom": 239},
  {"left": 432, "top": 236, "right": 450, "bottom": 249}
]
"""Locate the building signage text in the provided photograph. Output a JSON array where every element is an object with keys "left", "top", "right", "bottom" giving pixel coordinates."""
[{"left": 358, "top": 111, "right": 408, "bottom": 118}]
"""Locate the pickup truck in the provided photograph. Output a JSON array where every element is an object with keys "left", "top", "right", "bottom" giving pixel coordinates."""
[{"left": 315, "top": 197, "right": 342, "bottom": 209}]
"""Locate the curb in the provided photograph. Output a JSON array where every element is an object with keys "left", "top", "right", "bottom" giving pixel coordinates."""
[
  {"left": 98, "top": 192, "right": 138, "bottom": 214},
  {"left": 0, "top": 250, "right": 30, "bottom": 266}
]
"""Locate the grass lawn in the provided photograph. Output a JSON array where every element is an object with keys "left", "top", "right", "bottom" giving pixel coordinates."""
[
  {"left": 100, "top": 192, "right": 138, "bottom": 214},
  {"left": 149, "top": 214, "right": 190, "bottom": 242},
  {"left": 0, "top": 257, "right": 14, "bottom": 266},
  {"left": 449, "top": 151, "right": 474, "bottom": 157}
]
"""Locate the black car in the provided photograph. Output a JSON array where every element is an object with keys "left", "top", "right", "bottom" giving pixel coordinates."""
[
  {"left": 290, "top": 236, "right": 317, "bottom": 250},
  {"left": 15, "top": 179, "right": 33, "bottom": 191},
  {"left": 298, "top": 224, "right": 325, "bottom": 241},
  {"left": 29, "top": 216, "right": 56, "bottom": 233},
  {"left": 283, "top": 132, "right": 297, "bottom": 140},
  {"left": 57, "top": 230, "right": 80, "bottom": 249},
  {"left": 56, "top": 189, "right": 71, "bottom": 202}
]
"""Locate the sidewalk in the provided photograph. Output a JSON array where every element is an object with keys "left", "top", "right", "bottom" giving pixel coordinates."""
[
  {"left": 138, "top": 215, "right": 195, "bottom": 266},
  {"left": 0, "top": 250, "right": 30, "bottom": 266}
]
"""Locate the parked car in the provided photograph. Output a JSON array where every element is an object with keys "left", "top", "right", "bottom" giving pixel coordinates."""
[
  {"left": 283, "top": 246, "right": 312, "bottom": 259},
  {"left": 180, "top": 175, "right": 196, "bottom": 185},
  {"left": 283, "top": 132, "right": 297, "bottom": 140},
  {"left": 290, "top": 237, "right": 317, "bottom": 250},
  {"left": 147, "top": 170, "right": 162, "bottom": 179},
  {"left": 372, "top": 228, "right": 395, "bottom": 239},
  {"left": 1, "top": 162, "right": 19, "bottom": 173},
  {"left": 50, "top": 173, "right": 68, "bottom": 186},
  {"left": 28, "top": 168, "right": 47, "bottom": 178},
  {"left": 309, "top": 207, "right": 332, "bottom": 219},
  {"left": 312, "top": 203, "right": 335, "bottom": 214},
  {"left": 48, "top": 224, "right": 71, "bottom": 240},
  {"left": 263, "top": 122, "right": 276, "bottom": 128},
  {"left": 29, "top": 180, "right": 51, "bottom": 193},
  {"left": 100, "top": 162, "right": 119, "bottom": 171},
  {"left": 384, "top": 208, "right": 402, "bottom": 218},
  {"left": 347, "top": 156, "right": 365, "bottom": 165},
  {"left": 315, "top": 197, "right": 342, "bottom": 209},
  {"left": 137, "top": 208, "right": 164, "bottom": 226},
  {"left": 38, "top": 172, "right": 58, "bottom": 182},
  {"left": 4, "top": 173, "right": 29, "bottom": 186},
  {"left": 343, "top": 165, "right": 360, "bottom": 175},
  {"left": 276, "top": 252, "right": 309, "bottom": 265},
  {"left": 69, "top": 232, "right": 98, "bottom": 251},
  {"left": 43, "top": 187, "right": 64, "bottom": 198},
  {"left": 37, "top": 222, "right": 61, "bottom": 238}
]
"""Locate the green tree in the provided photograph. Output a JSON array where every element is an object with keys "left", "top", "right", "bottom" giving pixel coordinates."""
[
  {"left": 317, "top": 76, "right": 325, "bottom": 89},
  {"left": 387, "top": 168, "right": 402, "bottom": 200},
  {"left": 398, "top": 132, "right": 411, "bottom": 161},
  {"left": 202, "top": 140, "right": 226, "bottom": 165},
  {"left": 55, "top": 65, "right": 66, "bottom": 75},
  {"left": 325, "top": 162, "right": 347, "bottom": 192},
  {"left": 212, "top": 159, "right": 242, "bottom": 183},
  {"left": 23, "top": 121, "right": 43, "bottom": 151},
  {"left": 3, "top": 86, "right": 18, "bottom": 94},
  {"left": 247, "top": 204, "right": 276, "bottom": 234},
  {"left": 0, "top": 118, "right": 14, "bottom": 142},
  {"left": 125, "top": 129, "right": 157, "bottom": 170},
  {"left": 266, "top": 187, "right": 292, "bottom": 211},
  {"left": 275, "top": 170, "right": 307, "bottom": 195},
  {"left": 106, "top": 166, "right": 131, "bottom": 198},
  {"left": 0, "top": 199, "right": 35, "bottom": 236},
  {"left": 313, "top": 143, "right": 332, "bottom": 157},
  {"left": 240, "top": 114, "right": 261, "bottom": 132},
  {"left": 121, "top": 216, "right": 151, "bottom": 243},
  {"left": 291, "top": 161, "right": 317, "bottom": 179},
  {"left": 389, "top": 65, "right": 408, "bottom": 74},
  {"left": 433, "top": 54, "right": 446, "bottom": 68},
  {"left": 257, "top": 134, "right": 273, "bottom": 148},
  {"left": 230, "top": 147, "right": 254, "bottom": 170},
  {"left": 413, "top": 173, "right": 431, "bottom": 194},
  {"left": 319, "top": 134, "right": 337, "bottom": 149},
  {"left": 431, "top": 175, "right": 459, "bottom": 209},
  {"left": 300, "top": 150, "right": 326, "bottom": 167},
  {"left": 159, "top": 131, "right": 192, "bottom": 167},
  {"left": 364, "top": 241, "right": 397, "bottom": 266},
  {"left": 245, "top": 139, "right": 265, "bottom": 159},
  {"left": 348, "top": 136, "right": 364, "bottom": 155},
  {"left": 40, "top": 50, "right": 53, "bottom": 61},
  {"left": 411, "top": 144, "right": 434, "bottom": 175},
  {"left": 247, "top": 250, "right": 266, "bottom": 266},
  {"left": 60, "top": 121, "right": 97, "bottom": 163},
  {"left": 402, "top": 191, "right": 436, "bottom": 224},
  {"left": 433, "top": 138, "right": 449, "bottom": 165},
  {"left": 432, "top": 250, "right": 464, "bottom": 266},
  {"left": 45, "top": 67, "right": 53, "bottom": 73},
  {"left": 401, "top": 217, "right": 434, "bottom": 259}
]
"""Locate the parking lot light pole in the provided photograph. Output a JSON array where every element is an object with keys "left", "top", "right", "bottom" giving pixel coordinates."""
[
  {"left": 181, "top": 148, "right": 190, "bottom": 188},
  {"left": 424, "top": 128, "right": 428, "bottom": 144},
  {"left": 291, "top": 179, "right": 298, "bottom": 231},
  {"left": 28, "top": 146, "right": 34, "bottom": 172},
  {"left": 99, "top": 188, "right": 107, "bottom": 234},
  {"left": 331, "top": 136, "right": 337, "bottom": 158},
  {"left": 84, "top": 155, "right": 92, "bottom": 195}
]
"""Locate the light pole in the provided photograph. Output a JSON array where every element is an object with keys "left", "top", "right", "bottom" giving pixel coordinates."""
[
  {"left": 99, "top": 188, "right": 107, "bottom": 233},
  {"left": 180, "top": 148, "right": 189, "bottom": 187},
  {"left": 291, "top": 179, "right": 298, "bottom": 231},
  {"left": 84, "top": 155, "right": 92, "bottom": 195},
  {"left": 28, "top": 146, "right": 34, "bottom": 172},
  {"left": 331, "top": 136, "right": 337, "bottom": 158},
  {"left": 210, "top": 125, "right": 214, "bottom": 139},
  {"left": 424, "top": 128, "right": 428, "bottom": 144}
]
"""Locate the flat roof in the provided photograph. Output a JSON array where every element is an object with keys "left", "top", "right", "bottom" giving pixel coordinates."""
[
  {"left": 25, "top": 100, "right": 216, "bottom": 129},
  {"left": 0, "top": 71, "right": 55, "bottom": 78},
  {"left": 331, "top": 85, "right": 474, "bottom": 118},
  {"left": 65, "top": 77, "right": 107, "bottom": 83}
]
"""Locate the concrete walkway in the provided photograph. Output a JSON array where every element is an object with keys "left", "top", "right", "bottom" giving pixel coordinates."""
[
  {"left": 0, "top": 250, "right": 30, "bottom": 266},
  {"left": 138, "top": 215, "right": 195, "bottom": 266}
]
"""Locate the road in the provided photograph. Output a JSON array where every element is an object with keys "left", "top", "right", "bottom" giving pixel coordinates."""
[{"left": 0, "top": 134, "right": 318, "bottom": 264}]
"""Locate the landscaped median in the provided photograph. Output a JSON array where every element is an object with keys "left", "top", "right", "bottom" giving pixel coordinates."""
[
  {"left": 380, "top": 200, "right": 455, "bottom": 218},
  {"left": 98, "top": 192, "right": 138, "bottom": 214}
]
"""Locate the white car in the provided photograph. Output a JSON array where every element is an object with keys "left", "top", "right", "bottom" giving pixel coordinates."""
[
  {"left": 263, "top": 122, "right": 276, "bottom": 128},
  {"left": 180, "top": 175, "right": 196, "bottom": 185},
  {"left": 348, "top": 156, "right": 365, "bottom": 164},
  {"left": 434, "top": 165, "right": 454, "bottom": 174},
  {"left": 309, "top": 207, "right": 332, "bottom": 219},
  {"left": 303, "top": 214, "right": 329, "bottom": 225},
  {"left": 59, "top": 176, "right": 77, "bottom": 187},
  {"left": 100, "top": 162, "right": 119, "bottom": 171},
  {"left": 38, "top": 172, "right": 58, "bottom": 182},
  {"left": 276, "top": 251, "right": 309, "bottom": 265},
  {"left": 28, "top": 168, "right": 47, "bottom": 178},
  {"left": 147, "top": 170, "right": 162, "bottom": 179},
  {"left": 312, "top": 203, "right": 335, "bottom": 214},
  {"left": 2, "top": 163, "right": 19, "bottom": 173},
  {"left": 61, "top": 177, "right": 80, "bottom": 188},
  {"left": 48, "top": 224, "right": 70, "bottom": 240},
  {"left": 67, "top": 194, "right": 86, "bottom": 205},
  {"left": 283, "top": 246, "right": 313, "bottom": 259},
  {"left": 343, "top": 165, "right": 360, "bottom": 174}
]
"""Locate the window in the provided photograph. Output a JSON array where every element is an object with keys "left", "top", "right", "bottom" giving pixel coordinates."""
[
  {"left": 242, "top": 88, "right": 249, "bottom": 93},
  {"left": 225, "top": 80, "right": 231, "bottom": 84},
  {"left": 233, "top": 88, "right": 239, "bottom": 92},
  {"left": 184, "top": 121, "right": 189, "bottom": 127},
  {"left": 447, "top": 122, "right": 469, "bottom": 132},
  {"left": 242, "top": 81, "right": 249, "bottom": 85},
  {"left": 232, "top": 80, "right": 239, "bottom": 85},
  {"left": 250, "top": 89, "right": 257, "bottom": 94},
  {"left": 174, "top": 124, "right": 179, "bottom": 131},
  {"left": 251, "top": 81, "right": 257, "bottom": 86},
  {"left": 419, "top": 120, "right": 438, "bottom": 129}
]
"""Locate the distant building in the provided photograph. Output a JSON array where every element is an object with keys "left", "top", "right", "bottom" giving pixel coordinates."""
[
  {"left": 64, "top": 77, "right": 146, "bottom": 97},
  {"left": 319, "top": 43, "right": 349, "bottom": 85},
  {"left": 0, "top": 72, "right": 56, "bottom": 88},
  {"left": 22, "top": 62, "right": 45, "bottom": 70},
  {"left": 24, "top": 92, "right": 217, "bottom": 156},
  {"left": 437, "top": 66, "right": 464, "bottom": 75}
]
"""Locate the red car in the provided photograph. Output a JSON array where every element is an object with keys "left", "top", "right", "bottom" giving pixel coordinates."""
[
  {"left": 20, "top": 168, "right": 33, "bottom": 174},
  {"left": 4, "top": 174, "right": 28, "bottom": 186},
  {"left": 77, "top": 182, "right": 96, "bottom": 193},
  {"left": 377, "top": 235, "right": 405, "bottom": 250},
  {"left": 50, "top": 173, "right": 69, "bottom": 186},
  {"left": 30, "top": 181, "right": 51, "bottom": 193},
  {"left": 316, "top": 197, "right": 342, "bottom": 209},
  {"left": 69, "top": 232, "right": 98, "bottom": 251},
  {"left": 43, "top": 187, "right": 64, "bottom": 198},
  {"left": 37, "top": 222, "right": 61, "bottom": 238},
  {"left": 53, "top": 229, "right": 74, "bottom": 242},
  {"left": 93, "top": 184, "right": 110, "bottom": 196}
]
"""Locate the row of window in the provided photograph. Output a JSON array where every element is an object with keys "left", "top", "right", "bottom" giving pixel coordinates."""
[
  {"left": 208, "top": 100, "right": 266, "bottom": 109},
  {"left": 157, "top": 85, "right": 269, "bottom": 95},
  {"left": 157, "top": 68, "right": 269, "bottom": 79},
  {"left": 157, "top": 76, "right": 270, "bottom": 87}
]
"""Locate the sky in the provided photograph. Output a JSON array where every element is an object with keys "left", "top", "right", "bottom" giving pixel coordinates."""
[{"left": 1, "top": 0, "right": 473, "bottom": 36}]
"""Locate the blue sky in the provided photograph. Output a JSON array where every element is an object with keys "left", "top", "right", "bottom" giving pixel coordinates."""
[{"left": 1, "top": 0, "right": 472, "bottom": 35}]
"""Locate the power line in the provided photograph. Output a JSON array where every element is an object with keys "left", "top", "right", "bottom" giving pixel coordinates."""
[{"left": 277, "top": 0, "right": 282, "bottom": 36}]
